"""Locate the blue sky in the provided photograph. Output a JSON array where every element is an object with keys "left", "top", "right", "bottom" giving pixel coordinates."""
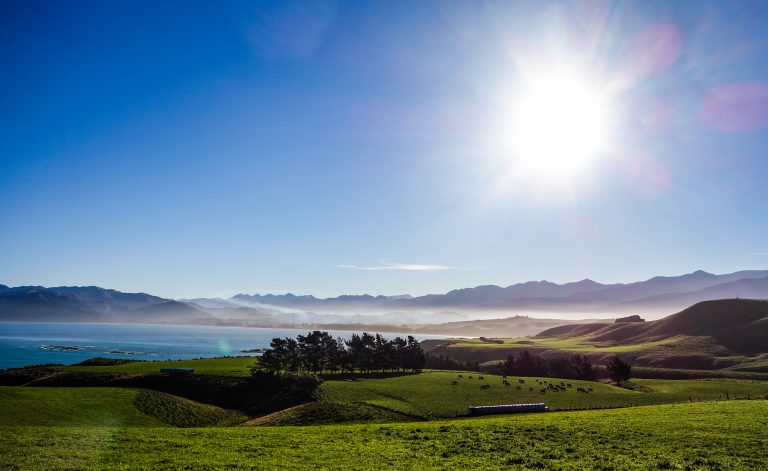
[{"left": 2, "top": 0, "right": 768, "bottom": 299}]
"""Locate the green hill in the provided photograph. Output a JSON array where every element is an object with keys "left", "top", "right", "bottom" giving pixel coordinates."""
[
  {"left": 428, "top": 299, "right": 768, "bottom": 373},
  {"left": 537, "top": 299, "right": 768, "bottom": 354},
  {"left": 64, "top": 356, "right": 257, "bottom": 377},
  {"left": 319, "top": 371, "right": 768, "bottom": 418},
  {"left": 0, "top": 387, "right": 167, "bottom": 427},
  {"left": 2, "top": 401, "right": 766, "bottom": 469},
  {"left": 0, "top": 386, "right": 245, "bottom": 427}
]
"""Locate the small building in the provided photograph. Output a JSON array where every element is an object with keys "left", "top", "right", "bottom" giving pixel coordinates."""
[
  {"left": 159, "top": 368, "right": 195, "bottom": 376},
  {"left": 467, "top": 403, "right": 549, "bottom": 416}
]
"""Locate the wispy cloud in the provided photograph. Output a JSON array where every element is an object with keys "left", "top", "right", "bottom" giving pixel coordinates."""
[{"left": 337, "top": 260, "right": 454, "bottom": 271}]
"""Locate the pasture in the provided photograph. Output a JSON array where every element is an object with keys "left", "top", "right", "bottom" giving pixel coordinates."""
[
  {"left": 0, "top": 386, "right": 245, "bottom": 427},
  {"left": 63, "top": 356, "right": 257, "bottom": 377},
  {"left": 0, "top": 386, "right": 166, "bottom": 427},
  {"left": 320, "top": 371, "right": 768, "bottom": 418},
  {"left": 1, "top": 401, "right": 766, "bottom": 469}
]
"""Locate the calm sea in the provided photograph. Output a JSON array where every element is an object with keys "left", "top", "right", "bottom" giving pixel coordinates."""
[{"left": 0, "top": 322, "right": 443, "bottom": 370}]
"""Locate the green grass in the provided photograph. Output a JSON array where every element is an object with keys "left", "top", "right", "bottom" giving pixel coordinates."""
[
  {"left": 443, "top": 334, "right": 706, "bottom": 353},
  {"left": 0, "top": 386, "right": 167, "bottom": 427},
  {"left": 729, "top": 358, "right": 768, "bottom": 373},
  {"left": 134, "top": 389, "right": 247, "bottom": 427},
  {"left": 1, "top": 401, "right": 766, "bottom": 469},
  {"left": 64, "top": 356, "right": 257, "bottom": 377},
  {"left": 245, "top": 401, "right": 420, "bottom": 426},
  {"left": 320, "top": 371, "right": 768, "bottom": 418},
  {"left": 0, "top": 386, "right": 246, "bottom": 428}
]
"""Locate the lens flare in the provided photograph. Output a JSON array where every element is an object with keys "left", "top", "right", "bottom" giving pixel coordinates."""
[{"left": 502, "top": 60, "right": 616, "bottom": 185}]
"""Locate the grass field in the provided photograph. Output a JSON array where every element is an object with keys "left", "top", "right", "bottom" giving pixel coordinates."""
[
  {"left": 1, "top": 400, "right": 766, "bottom": 469},
  {"left": 427, "top": 335, "right": 768, "bottom": 380},
  {"left": 63, "top": 356, "right": 257, "bottom": 377},
  {"left": 0, "top": 386, "right": 167, "bottom": 426},
  {"left": 0, "top": 386, "right": 246, "bottom": 427},
  {"left": 440, "top": 335, "right": 681, "bottom": 352},
  {"left": 320, "top": 371, "right": 768, "bottom": 418}
]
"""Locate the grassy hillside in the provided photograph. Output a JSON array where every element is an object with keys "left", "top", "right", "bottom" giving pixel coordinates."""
[
  {"left": 134, "top": 389, "right": 247, "bottom": 426},
  {"left": 427, "top": 299, "right": 768, "bottom": 373},
  {"left": 245, "top": 401, "right": 419, "bottom": 426},
  {"left": 63, "top": 356, "right": 257, "bottom": 376},
  {"left": 320, "top": 371, "right": 768, "bottom": 418},
  {"left": 0, "top": 386, "right": 245, "bottom": 427},
  {"left": 1, "top": 401, "right": 766, "bottom": 469},
  {"left": 535, "top": 299, "right": 768, "bottom": 353},
  {"left": 0, "top": 386, "right": 166, "bottom": 426}
]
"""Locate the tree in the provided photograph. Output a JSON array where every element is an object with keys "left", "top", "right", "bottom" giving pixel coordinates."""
[
  {"left": 570, "top": 354, "right": 597, "bottom": 381},
  {"left": 258, "top": 331, "right": 427, "bottom": 376},
  {"left": 606, "top": 356, "right": 632, "bottom": 382},
  {"left": 402, "top": 336, "right": 426, "bottom": 372}
]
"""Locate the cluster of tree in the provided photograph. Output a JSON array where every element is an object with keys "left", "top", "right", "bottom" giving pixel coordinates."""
[
  {"left": 424, "top": 353, "right": 480, "bottom": 372},
  {"left": 491, "top": 350, "right": 598, "bottom": 381},
  {"left": 257, "top": 331, "right": 426, "bottom": 375},
  {"left": 489, "top": 350, "right": 632, "bottom": 382}
]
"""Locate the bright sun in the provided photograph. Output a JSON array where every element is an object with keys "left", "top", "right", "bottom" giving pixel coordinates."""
[{"left": 506, "top": 62, "right": 614, "bottom": 183}]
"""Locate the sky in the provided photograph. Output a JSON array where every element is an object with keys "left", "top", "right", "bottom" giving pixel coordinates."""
[{"left": 2, "top": 0, "right": 768, "bottom": 299}]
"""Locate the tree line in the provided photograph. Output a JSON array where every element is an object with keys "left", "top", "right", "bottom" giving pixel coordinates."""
[
  {"left": 490, "top": 350, "right": 632, "bottom": 382},
  {"left": 257, "top": 331, "right": 426, "bottom": 375}
]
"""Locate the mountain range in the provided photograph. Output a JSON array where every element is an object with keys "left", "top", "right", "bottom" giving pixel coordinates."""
[
  {"left": 225, "top": 269, "right": 768, "bottom": 316},
  {"left": 2, "top": 269, "right": 768, "bottom": 334}
]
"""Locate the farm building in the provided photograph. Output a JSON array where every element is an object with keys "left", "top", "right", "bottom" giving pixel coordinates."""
[
  {"left": 467, "top": 403, "right": 549, "bottom": 416},
  {"left": 159, "top": 368, "right": 195, "bottom": 376}
]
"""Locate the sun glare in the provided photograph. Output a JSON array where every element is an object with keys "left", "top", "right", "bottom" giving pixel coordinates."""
[{"left": 505, "top": 62, "right": 615, "bottom": 184}]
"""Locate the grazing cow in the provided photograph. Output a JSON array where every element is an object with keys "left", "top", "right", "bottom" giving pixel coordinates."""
[
  {"left": 529, "top": 387, "right": 534, "bottom": 392},
  {"left": 458, "top": 375, "right": 463, "bottom": 378},
  {"left": 451, "top": 381, "right": 459, "bottom": 385},
  {"left": 478, "top": 376, "right": 484, "bottom": 380},
  {"left": 519, "top": 379, "right": 525, "bottom": 384},
  {"left": 481, "top": 384, "right": 491, "bottom": 390},
  {"left": 516, "top": 386, "right": 521, "bottom": 390},
  {"left": 468, "top": 376, "right": 473, "bottom": 379}
]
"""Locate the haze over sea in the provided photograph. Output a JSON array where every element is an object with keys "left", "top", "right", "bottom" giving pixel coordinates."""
[{"left": 0, "top": 322, "right": 441, "bottom": 370}]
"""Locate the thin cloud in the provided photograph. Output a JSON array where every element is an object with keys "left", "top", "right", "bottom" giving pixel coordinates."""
[{"left": 337, "top": 261, "right": 454, "bottom": 272}]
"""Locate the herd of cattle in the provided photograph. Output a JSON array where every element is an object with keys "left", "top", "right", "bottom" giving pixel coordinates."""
[{"left": 451, "top": 374, "right": 595, "bottom": 394}]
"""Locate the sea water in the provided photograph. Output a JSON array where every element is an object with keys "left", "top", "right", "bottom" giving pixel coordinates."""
[{"left": 0, "top": 322, "right": 441, "bottom": 369}]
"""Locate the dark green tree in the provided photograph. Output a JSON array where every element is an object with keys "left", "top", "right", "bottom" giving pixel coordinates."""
[{"left": 606, "top": 356, "right": 632, "bottom": 382}]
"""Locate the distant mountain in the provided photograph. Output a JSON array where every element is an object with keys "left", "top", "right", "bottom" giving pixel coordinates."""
[
  {"left": 3, "top": 269, "right": 768, "bottom": 329},
  {"left": 618, "top": 277, "right": 768, "bottom": 310},
  {"left": 0, "top": 286, "right": 212, "bottom": 324},
  {"left": 0, "top": 288, "right": 99, "bottom": 322},
  {"left": 228, "top": 270, "right": 768, "bottom": 317},
  {"left": 127, "top": 300, "right": 212, "bottom": 323}
]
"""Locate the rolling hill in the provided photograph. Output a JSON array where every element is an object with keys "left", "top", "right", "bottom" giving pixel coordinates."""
[
  {"left": 536, "top": 298, "right": 768, "bottom": 354},
  {"left": 426, "top": 299, "right": 768, "bottom": 372}
]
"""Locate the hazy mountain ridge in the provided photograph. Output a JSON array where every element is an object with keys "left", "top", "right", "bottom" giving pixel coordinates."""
[
  {"left": 2, "top": 270, "right": 768, "bottom": 334},
  {"left": 229, "top": 270, "right": 768, "bottom": 315},
  {"left": 0, "top": 286, "right": 210, "bottom": 323}
]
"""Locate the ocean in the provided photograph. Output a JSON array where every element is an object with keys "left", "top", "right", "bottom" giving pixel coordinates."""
[{"left": 0, "top": 322, "right": 442, "bottom": 369}]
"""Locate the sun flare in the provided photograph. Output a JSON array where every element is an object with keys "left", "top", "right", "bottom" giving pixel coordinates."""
[{"left": 506, "top": 62, "right": 615, "bottom": 183}]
